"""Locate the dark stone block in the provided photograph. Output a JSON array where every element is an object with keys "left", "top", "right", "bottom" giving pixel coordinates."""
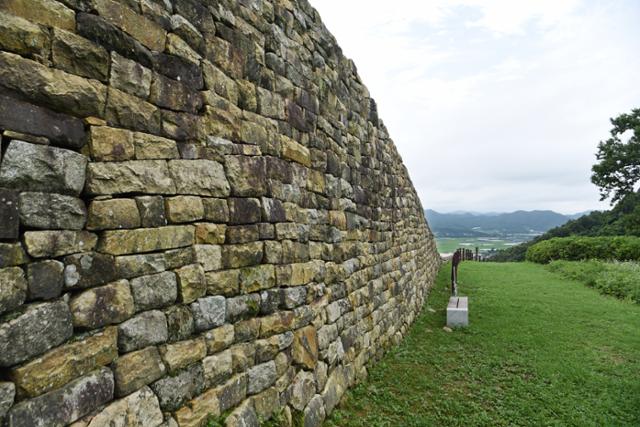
[
  {"left": 135, "top": 196, "right": 167, "bottom": 228},
  {"left": 149, "top": 74, "right": 203, "bottom": 113},
  {"left": 77, "top": 13, "right": 154, "bottom": 69},
  {"left": 7, "top": 368, "right": 113, "bottom": 427},
  {"left": 27, "top": 260, "right": 64, "bottom": 300},
  {"left": 261, "top": 197, "right": 286, "bottom": 223},
  {"left": 63, "top": 252, "right": 117, "bottom": 290},
  {"left": 0, "top": 188, "right": 18, "bottom": 240},
  {"left": 0, "top": 88, "right": 86, "bottom": 149},
  {"left": 228, "top": 198, "right": 261, "bottom": 225},
  {"left": 152, "top": 53, "right": 204, "bottom": 90},
  {"left": 174, "top": 0, "right": 216, "bottom": 36},
  {"left": 161, "top": 110, "right": 200, "bottom": 141}
]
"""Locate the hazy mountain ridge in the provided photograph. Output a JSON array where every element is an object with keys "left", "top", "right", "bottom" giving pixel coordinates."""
[{"left": 425, "top": 209, "right": 578, "bottom": 237}]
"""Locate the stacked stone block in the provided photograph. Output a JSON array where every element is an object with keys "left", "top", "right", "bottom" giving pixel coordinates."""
[{"left": 0, "top": 0, "right": 440, "bottom": 426}]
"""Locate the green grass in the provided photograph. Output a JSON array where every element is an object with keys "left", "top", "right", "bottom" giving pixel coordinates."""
[
  {"left": 325, "top": 262, "right": 640, "bottom": 427},
  {"left": 435, "top": 237, "right": 524, "bottom": 254},
  {"left": 547, "top": 260, "right": 640, "bottom": 303}
]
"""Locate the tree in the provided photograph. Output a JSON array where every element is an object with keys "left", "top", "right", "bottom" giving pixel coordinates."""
[{"left": 591, "top": 108, "right": 640, "bottom": 204}]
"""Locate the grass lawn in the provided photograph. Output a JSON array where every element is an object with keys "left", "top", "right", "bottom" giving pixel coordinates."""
[{"left": 325, "top": 262, "right": 640, "bottom": 427}]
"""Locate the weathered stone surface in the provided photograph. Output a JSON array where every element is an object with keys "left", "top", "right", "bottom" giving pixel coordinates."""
[
  {"left": 93, "top": 0, "right": 166, "bottom": 52},
  {"left": 225, "top": 401, "right": 259, "bottom": 427},
  {"left": 289, "top": 371, "right": 316, "bottom": 411},
  {"left": 76, "top": 12, "right": 154, "bottom": 69},
  {"left": 203, "top": 198, "right": 229, "bottom": 222},
  {"left": 247, "top": 361, "right": 277, "bottom": 395},
  {"left": 24, "top": 230, "right": 97, "bottom": 258},
  {"left": 0, "top": 382, "right": 15, "bottom": 423},
  {"left": 226, "top": 294, "right": 261, "bottom": 323},
  {"left": 130, "top": 271, "right": 177, "bottom": 311},
  {"left": 10, "top": 327, "right": 117, "bottom": 398},
  {"left": 175, "top": 263, "right": 206, "bottom": 304},
  {"left": 225, "top": 156, "right": 267, "bottom": 197},
  {"left": 165, "top": 33, "right": 201, "bottom": 64},
  {"left": 118, "top": 310, "right": 168, "bottom": 353},
  {"left": 152, "top": 51, "right": 204, "bottom": 90},
  {"left": 191, "top": 295, "right": 226, "bottom": 332},
  {"left": 292, "top": 327, "right": 318, "bottom": 371},
  {"left": 159, "top": 337, "right": 206, "bottom": 374},
  {"left": 282, "top": 137, "right": 311, "bottom": 167},
  {"left": 0, "top": 243, "right": 27, "bottom": 269},
  {"left": 165, "top": 305, "right": 194, "bottom": 342},
  {"left": 52, "top": 28, "right": 110, "bottom": 81},
  {"left": 26, "top": 260, "right": 64, "bottom": 301},
  {"left": 70, "top": 280, "right": 135, "bottom": 330},
  {"left": 303, "top": 395, "right": 326, "bottom": 427},
  {"left": 206, "top": 268, "right": 240, "bottom": 297},
  {"left": 1, "top": 0, "right": 75, "bottom": 30},
  {"left": 222, "top": 242, "right": 264, "bottom": 269},
  {"left": 88, "top": 126, "right": 135, "bottom": 162},
  {"left": 167, "top": 159, "right": 230, "bottom": 197},
  {"left": 150, "top": 363, "right": 204, "bottom": 412},
  {"left": 204, "top": 324, "right": 235, "bottom": 354},
  {"left": 98, "top": 225, "right": 194, "bottom": 255},
  {"left": 0, "top": 140, "right": 87, "bottom": 195},
  {"left": 105, "top": 87, "right": 161, "bottom": 133},
  {"left": 225, "top": 224, "right": 259, "bottom": 244},
  {"left": 18, "top": 192, "right": 86, "bottom": 230},
  {"left": 135, "top": 196, "right": 167, "bottom": 228},
  {"left": 86, "top": 160, "right": 175, "bottom": 195},
  {"left": 150, "top": 73, "right": 203, "bottom": 113},
  {"left": 194, "top": 244, "right": 222, "bottom": 272},
  {"left": 0, "top": 300, "right": 72, "bottom": 367},
  {"left": 261, "top": 197, "right": 286, "bottom": 223},
  {"left": 0, "top": 188, "right": 19, "bottom": 240},
  {"left": 109, "top": 51, "right": 152, "bottom": 99},
  {"left": 240, "top": 265, "right": 276, "bottom": 294},
  {"left": 250, "top": 387, "right": 280, "bottom": 420},
  {"left": 228, "top": 198, "right": 262, "bottom": 225},
  {"left": 165, "top": 196, "right": 204, "bottom": 223},
  {"left": 87, "top": 198, "right": 140, "bottom": 230},
  {"left": 173, "top": 385, "right": 221, "bottom": 426},
  {"left": 195, "top": 223, "right": 226, "bottom": 244},
  {"left": 134, "top": 132, "right": 179, "bottom": 160},
  {"left": 0, "top": 11, "right": 50, "bottom": 60},
  {"left": 0, "top": 88, "right": 85, "bottom": 148},
  {"left": 0, "top": 51, "right": 106, "bottom": 118},
  {"left": 7, "top": 368, "right": 114, "bottom": 427},
  {"left": 202, "top": 349, "right": 233, "bottom": 387},
  {"left": 281, "top": 287, "right": 307, "bottom": 309},
  {"left": 86, "top": 386, "right": 163, "bottom": 427},
  {"left": 64, "top": 252, "right": 117, "bottom": 289},
  {"left": 0, "top": 267, "right": 27, "bottom": 315},
  {"left": 112, "top": 346, "right": 166, "bottom": 397}
]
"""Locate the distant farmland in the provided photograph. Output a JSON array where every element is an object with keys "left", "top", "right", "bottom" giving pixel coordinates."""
[{"left": 435, "top": 236, "right": 525, "bottom": 254}]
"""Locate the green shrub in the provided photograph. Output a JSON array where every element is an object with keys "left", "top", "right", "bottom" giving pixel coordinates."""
[
  {"left": 547, "top": 260, "right": 640, "bottom": 303},
  {"left": 525, "top": 236, "right": 640, "bottom": 263}
]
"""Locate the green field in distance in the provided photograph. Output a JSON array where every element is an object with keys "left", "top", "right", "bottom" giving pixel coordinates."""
[{"left": 435, "top": 237, "right": 525, "bottom": 254}]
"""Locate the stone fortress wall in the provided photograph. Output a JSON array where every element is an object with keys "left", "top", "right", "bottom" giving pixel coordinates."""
[{"left": 0, "top": 0, "right": 440, "bottom": 425}]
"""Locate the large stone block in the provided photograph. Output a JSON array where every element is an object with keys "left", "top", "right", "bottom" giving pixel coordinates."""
[
  {"left": 23, "top": 230, "right": 97, "bottom": 258},
  {"left": 0, "top": 0, "right": 75, "bottom": 30},
  {"left": 18, "top": 192, "right": 86, "bottom": 230},
  {"left": 9, "top": 327, "right": 117, "bottom": 398},
  {"left": 0, "top": 242, "right": 28, "bottom": 268},
  {"left": 112, "top": 346, "right": 166, "bottom": 397},
  {"left": 0, "top": 11, "right": 50, "bottom": 60},
  {"left": 165, "top": 305, "right": 194, "bottom": 343},
  {"left": 86, "top": 386, "right": 163, "bottom": 427},
  {"left": 0, "top": 88, "right": 86, "bottom": 148},
  {"left": 0, "top": 382, "right": 15, "bottom": 424},
  {"left": 191, "top": 295, "right": 226, "bottom": 332},
  {"left": 87, "top": 198, "right": 140, "bottom": 230},
  {"left": 105, "top": 87, "right": 161, "bottom": 134},
  {"left": 134, "top": 132, "right": 179, "bottom": 160},
  {"left": 222, "top": 242, "right": 264, "bottom": 269},
  {"left": 168, "top": 159, "right": 230, "bottom": 197},
  {"left": 98, "top": 225, "right": 194, "bottom": 255},
  {"left": 93, "top": 0, "right": 166, "bottom": 52},
  {"left": 246, "top": 360, "right": 277, "bottom": 395},
  {"left": 0, "top": 267, "right": 27, "bottom": 315},
  {"left": 282, "top": 137, "right": 311, "bottom": 167},
  {"left": 136, "top": 196, "right": 167, "bottom": 228},
  {"left": 228, "top": 197, "right": 262, "bottom": 225},
  {"left": 86, "top": 160, "right": 175, "bottom": 195},
  {"left": 0, "top": 51, "right": 107, "bottom": 118},
  {"left": 225, "top": 156, "right": 268, "bottom": 197},
  {"left": 70, "top": 280, "right": 135, "bottom": 330},
  {"left": 149, "top": 73, "right": 203, "bottom": 113},
  {"left": 176, "top": 263, "right": 206, "bottom": 304},
  {"left": 130, "top": 271, "right": 177, "bottom": 311},
  {"left": 109, "top": 51, "right": 152, "bottom": 99},
  {"left": 7, "top": 368, "right": 114, "bottom": 427},
  {"left": 0, "top": 140, "right": 87, "bottom": 195},
  {"left": 150, "top": 363, "right": 204, "bottom": 412},
  {"left": 64, "top": 252, "right": 117, "bottom": 290},
  {"left": 117, "top": 310, "right": 169, "bottom": 353},
  {"left": 51, "top": 28, "right": 110, "bottom": 81},
  {"left": 194, "top": 244, "right": 222, "bottom": 272},
  {"left": 0, "top": 300, "right": 73, "bottom": 367},
  {"left": 159, "top": 337, "right": 206, "bottom": 374},
  {"left": 0, "top": 188, "right": 19, "bottom": 240},
  {"left": 88, "top": 126, "right": 135, "bottom": 162},
  {"left": 165, "top": 196, "right": 204, "bottom": 223},
  {"left": 26, "top": 260, "right": 64, "bottom": 301}
]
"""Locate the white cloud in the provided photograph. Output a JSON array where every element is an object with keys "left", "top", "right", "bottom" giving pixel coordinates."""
[{"left": 311, "top": 0, "right": 640, "bottom": 214}]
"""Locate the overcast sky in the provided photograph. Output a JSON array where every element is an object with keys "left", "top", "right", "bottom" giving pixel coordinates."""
[{"left": 310, "top": 0, "right": 640, "bottom": 214}]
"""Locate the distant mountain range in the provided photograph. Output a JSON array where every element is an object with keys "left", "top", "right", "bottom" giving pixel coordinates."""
[{"left": 425, "top": 209, "right": 587, "bottom": 237}]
